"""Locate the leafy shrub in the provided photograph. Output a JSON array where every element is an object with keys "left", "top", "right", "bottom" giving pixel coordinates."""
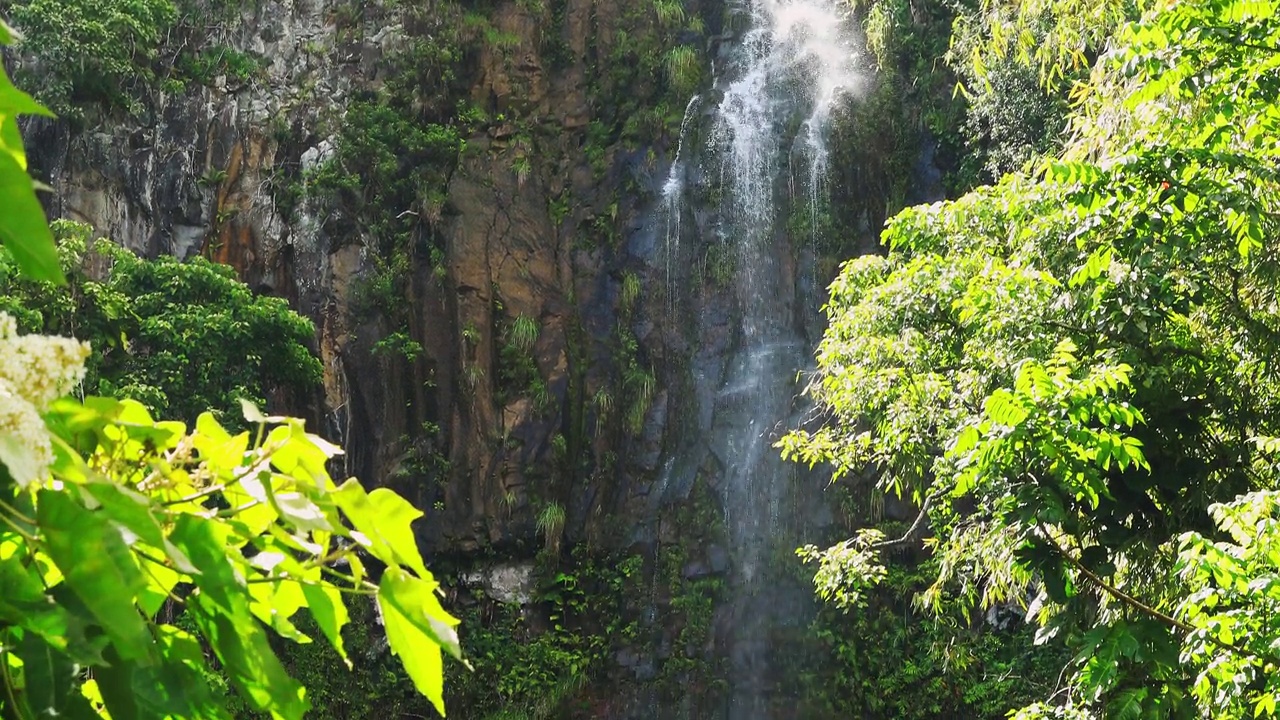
[{"left": 177, "top": 45, "right": 265, "bottom": 86}]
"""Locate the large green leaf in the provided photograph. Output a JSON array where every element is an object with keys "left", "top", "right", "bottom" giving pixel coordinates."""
[
  {"left": 0, "top": 118, "right": 62, "bottom": 284},
  {"left": 169, "top": 515, "right": 309, "bottom": 720},
  {"left": 95, "top": 639, "right": 230, "bottom": 720},
  {"left": 246, "top": 577, "right": 311, "bottom": 643},
  {"left": 377, "top": 568, "right": 461, "bottom": 660},
  {"left": 37, "top": 489, "right": 154, "bottom": 664},
  {"left": 333, "top": 479, "right": 429, "bottom": 577},
  {"left": 15, "top": 631, "right": 98, "bottom": 720},
  {"left": 84, "top": 482, "right": 197, "bottom": 573},
  {"left": 0, "top": 59, "right": 49, "bottom": 118},
  {"left": 299, "top": 582, "right": 349, "bottom": 666},
  {"left": 0, "top": 541, "right": 75, "bottom": 651},
  {"left": 377, "top": 568, "right": 461, "bottom": 716}
]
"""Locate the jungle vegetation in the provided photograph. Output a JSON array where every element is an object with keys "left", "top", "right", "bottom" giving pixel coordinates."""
[
  {"left": 784, "top": 0, "right": 1280, "bottom": 716},
  {"left": 5, "top": 0, "right": 1280, "bottom": 716}
]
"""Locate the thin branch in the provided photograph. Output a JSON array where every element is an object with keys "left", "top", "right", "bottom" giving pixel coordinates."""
[
  {"left": 244, "top": 569, "right": 377, "bottom": 596},
  {"left": 0, "top": 637, "right": 32, "bottom": 720},
  {"left": 161, "top": 443, "right": 282, "bottom": 506},
  {"left": 871, "top": 496, "right": 932, "bottom": 549},
  {"left": 0, "top": 511, "right": 37, "bottom": 545},
  {"left": 1039, "top": 525, "right": 1270, "bottom": 664},
  {"left": 0, "top": 498, "right": 36, "bottom": 527},
  {"left": 213, "top": 501, "right": 261, "bottom": 518}
]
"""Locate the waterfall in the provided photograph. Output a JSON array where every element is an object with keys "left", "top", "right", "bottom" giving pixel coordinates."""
[
  {"left": 663, "top": 95, "right": 702, "bottom": 315},
  {"left": 698, "top": 0, "right": 858, "bottom": 716}
]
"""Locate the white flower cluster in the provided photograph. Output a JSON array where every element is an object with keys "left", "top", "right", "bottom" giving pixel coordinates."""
[{"left": 0, "top": 313, "right": 90, "bottom": 486}]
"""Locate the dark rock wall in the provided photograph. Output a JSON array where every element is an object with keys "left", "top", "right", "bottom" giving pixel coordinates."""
[{"left": 24, "top": 0, "right": 742, "bottom": 554}]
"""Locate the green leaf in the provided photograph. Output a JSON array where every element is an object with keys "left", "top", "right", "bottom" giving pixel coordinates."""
[
  {"left": 265, "top": 486, "right": 333, "bottom": 534},
  {"left": 241, "top": 398, "right": 268, "bottom": 424},
  {"left": 247, "top": 577, "right": 311, "bottom": 643},
  {"left": 377, "top": 568, "right": 463, "bottom": 716},
  {"left": 96, "top": 638, "right": 232, "bottom": 720},
  {"left": 16, "top": 631, "right": 98, "bottom": 720},
  {"left": 84, "top": 481, "right": 197, "bottom": 573},
  {"left": 1110, "top": 687, "right": 1147, "bottom": 720},
  {"left": 1042, "top": 560, "right": 1073, "bottom": 603},
  {"left": 0, "top": 144, "right": 63, "bottom": 284},
  {"left": 0, "top": 64, "right": 51, "bottom": 118},
  {"left": 265, "top": 423, "right": 340, "bottom": 487},
  {"left": 300, "top": 582, "right": 350, "bottom": 667},
  {"left": 377, "top": 568, "right": 462, "bottom": 660},
  {"left": 1, "top": 116, "right": 28, "bottom": 171},
  {"left": 239, "top": 398, "right": 285, "bottom": 425},
  {"left": 37, "top": 489, "right": 155, "bottom": 664},
  {"left": 948, "top": 425, "right": 980, "bottom": 457},
  {"left": 168, "top": 515, "right": 309, "bottom": 720},
  {"left": 0, "top": 542, "right": 71, "bottom": 647},
  {"left": 1080, "top": 545, "right": 1117, "bottom": 578},
  {"left": 333, "top": 480, "right": 429, "bottom": 577}
]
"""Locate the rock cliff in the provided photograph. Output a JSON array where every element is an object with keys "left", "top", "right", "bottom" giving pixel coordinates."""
[{"left": 25, "top": 0, "right": 734, "bottom": 553}]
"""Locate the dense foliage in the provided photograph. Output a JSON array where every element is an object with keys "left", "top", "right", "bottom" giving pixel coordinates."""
[
  {"left": 0, "top": 221, "right": 323, "bottom": 423},
  {"left": 1, "top": 395, "right": 462, "bottom": 719},
  {"left": 2, "top": 0, "right": 175, "bottom": 115},
  {"left": 783, "top": 558, "right": 1070, "bottom": 718},
  {"left": 0, "top": 26, "right": 456, "bottom": 719},
  {"left": 784, "top": 0, "right": 1280, "bottom": 716}
]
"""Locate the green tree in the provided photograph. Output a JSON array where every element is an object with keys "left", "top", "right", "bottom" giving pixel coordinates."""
[
  {"left": 783, "top": 0, "right": 1280, "bottom": 716},
  {"left": 0, "top": 221, "right": 324, "bottom": 424},
  {"left": 3, "top": 0, "right": 176, "bottom": 115}
]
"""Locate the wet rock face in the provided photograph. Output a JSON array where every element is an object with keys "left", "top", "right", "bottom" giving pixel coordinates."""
[{"left": 22, "top": 0, "right": 743, "bottom": 557}]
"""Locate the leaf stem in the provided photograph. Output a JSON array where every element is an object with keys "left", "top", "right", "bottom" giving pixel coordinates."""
[
  {"left": 0, "top": 497, "right": 37, "bottom": 528},
  {"left": 0, "top": 634, "right": 31, "bottom": 720},
  {"left": 0, "top": 510, "right": 37, "bottom": 545}
]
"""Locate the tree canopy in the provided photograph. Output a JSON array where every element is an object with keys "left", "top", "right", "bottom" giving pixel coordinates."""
[
  {"left": 784, "top": 0, "right": 1280, "bottom": 716},
  {"left": 0, "top": 220, "right": 323, "bottom": 424}
]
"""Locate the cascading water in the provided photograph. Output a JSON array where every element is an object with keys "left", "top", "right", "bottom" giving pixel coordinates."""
[
  {"left": 659, "top": 0, "right": 859, "bottom": 717},
  {"left": 663, "top": 95, "right": 702, "bottom": 316}
]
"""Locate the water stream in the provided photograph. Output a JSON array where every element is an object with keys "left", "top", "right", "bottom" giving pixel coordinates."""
[
  {"left": 662, "top": 0, "right": 859, "bottom": 716},
  {"left": 663, "top": 95, "right": 702, "bottom": 316}
]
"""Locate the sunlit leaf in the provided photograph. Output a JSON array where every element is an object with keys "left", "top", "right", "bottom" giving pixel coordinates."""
[{"left": 37, "top": 489, "right": 155, "bottom": 664}]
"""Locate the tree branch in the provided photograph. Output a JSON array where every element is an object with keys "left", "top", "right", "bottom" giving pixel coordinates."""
[
  {"left": 1039, "top": 525, "right": 1271, "bottom": 664},
  {"left": 871, "top": 496, "right": 931, "bottom": 549}
]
